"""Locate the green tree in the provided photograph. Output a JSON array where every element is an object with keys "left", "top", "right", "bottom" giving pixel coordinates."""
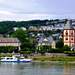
[
  {"left": 20, "top": 41, "right": 35, "bottom": 54},
  {"left": 56, "top": 40, "right": 64, "bottom": 48},
  {"left": 0, "top": 46, "right": 17, "bottom": 53},
  {"left": 56, "top": 29, "right": 61, "bottom": 33},
  {"left": 12, "top": 29, "right": 26, "bottom": 43},
  {"left": 53, "top": 37, "right": 57, "bottom": 40},
  {"left": 63, "top": 45, "right": 71, "bottom": 51},
  {"left": 38, "top": 45, "right": 52, "bottom": 54},
  {"left": 38, "top": 46, "right": 46, "bottom": 54}
]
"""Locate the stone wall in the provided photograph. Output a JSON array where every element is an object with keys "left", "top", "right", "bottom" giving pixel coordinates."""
[{"left": 37, "top": 53, "right": 67, "bottom": 57}]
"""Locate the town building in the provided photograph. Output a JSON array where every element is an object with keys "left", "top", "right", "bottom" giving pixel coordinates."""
[
  {"left": 20, "top": 27, "right": 27, "bottom": 31},
  {"left": 0, "top": 38, "right": 21, "bottom": 50},
  {"left": 13, "top": 27, "right": 19, "bottom": 31},
  {"left": 63, "top": 20, "right": 75, "bottom": 49},
  {"left": 52, "top": 33, "right": 62, "bottom": 40},
  {"left": 43, "top": 26, "right": 54, "bottom": 31},
  {"left": 29, "top": 26, "right": 37, "bottom": 30},
  {"left": 37, "top": 36, "right": 56, "bottom": 49}
]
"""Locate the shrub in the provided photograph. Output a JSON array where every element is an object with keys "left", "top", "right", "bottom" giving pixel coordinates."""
[
  {"left": 20, "top": 51, "right": 26, "bottom": 54},
  {"left": 41, "top": 59, "right": 45, "bottom": 61},
  {"left": 24, "top": 55, "right": 27, "bottom": 58},
  {"left": 56, "top": 40, "right": 63, "bottom": 48},
  {"left": 50, "top": 59, "right": 56, "bottom": 61},
  {"left": 63, "top": 45, "right": 71, "bottom": 51},
  {"left": 57, "top": 58, "right": 63, "bottom": 61},
  {"left": 33, "top": 58, "right": 38, "bottom": 60}
]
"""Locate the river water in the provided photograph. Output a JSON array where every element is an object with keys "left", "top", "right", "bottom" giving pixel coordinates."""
[{"left": 0, "top": 62, "right": 75, "bottom": 75}]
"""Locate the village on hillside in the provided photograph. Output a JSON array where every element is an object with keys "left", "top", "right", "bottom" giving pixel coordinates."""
[{"left": 0, "top": 19, "right": 74, "bottom": 57}]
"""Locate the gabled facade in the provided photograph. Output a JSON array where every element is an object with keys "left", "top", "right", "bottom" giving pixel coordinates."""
[
  {"left": 37, "top": 36, "right": 55, "bottom": 49},
  {"left": 63, "top": 20, "right": 75, "bottom": 47}
]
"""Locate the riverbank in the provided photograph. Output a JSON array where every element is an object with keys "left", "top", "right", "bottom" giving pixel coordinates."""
[
  {"left": 32, "top": 60, "right": 75, "bottom": 64},
  {"left": 32, "top": 56, "right": 75, "bottom": 64},
  {"left": 1, "top": 54, "right": 75, "bottom": 64}
]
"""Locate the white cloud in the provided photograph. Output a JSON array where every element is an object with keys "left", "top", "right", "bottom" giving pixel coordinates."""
[{"left": 0, "top": 10, "right": 13, "bottom": 15}]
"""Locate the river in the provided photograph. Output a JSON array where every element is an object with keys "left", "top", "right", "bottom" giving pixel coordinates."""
[{"left": 0, "top": 62, "right": 75, "bottom": 75}]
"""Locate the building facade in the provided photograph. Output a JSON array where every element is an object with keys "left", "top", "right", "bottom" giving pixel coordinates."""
[
  {"left": 63, "top": 20, "right": 75, "bottom": 48},
  {"left": 0, "top": 38, "right": 21, "bottom": 50},
  {"left": 37, "top": 36, "right": 56, "bottom": 49}
]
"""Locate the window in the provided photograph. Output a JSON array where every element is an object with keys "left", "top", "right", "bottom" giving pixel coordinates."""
[
  {"left": 65, "top": 38, "right": 68, "bottom": 40},
  {"left": 2, "top": 43, "right": 4, "bottom": 46},
  {"left": 66, "top": 33, "right": 68, "bottom": 35},
  {"left": 16, "top": 43, "right": 18, "bottom": 46},
  {"left": 65, "top": 31, "right": 68, "bottom": 35},
  {"left": 71, "top": 33, "right": 73, "bottom": 35},
  {"left": 12, "top": 43, "right": 14, "bottom": 46},
  {"left": 5, "top": 43, "right": 6, "bottom": 46},
  {"left": 71, "top": 38, "right": 73, "bottom": 40},
  {"left": 8, "top": 43, "right": 10, "bottom": 46}
]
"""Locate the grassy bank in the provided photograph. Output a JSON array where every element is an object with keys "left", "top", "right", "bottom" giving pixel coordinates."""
[{"left": 33, "top": 56, "right": 75, "bottom": 62}]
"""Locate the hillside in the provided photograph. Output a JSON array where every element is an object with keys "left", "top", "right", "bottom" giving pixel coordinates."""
[{"left": 0, "top": 19, "right": 67, "bottom": 34}]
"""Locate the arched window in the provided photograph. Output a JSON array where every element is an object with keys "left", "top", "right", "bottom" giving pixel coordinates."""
[
  {"left": 71, "top": 38, "right": 73, "bottom": 40},
  {"left": 65, "top": 38, "right": 68, "bottom": 40},
  {"left": 65, "top": 31, "right": 68, "bottom": 35},
  {"left": 71, "top": 32, "right": 73, "bottom": 35}
]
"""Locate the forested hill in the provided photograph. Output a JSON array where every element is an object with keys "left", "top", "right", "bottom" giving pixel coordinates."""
[
  {"left": 0, "top": 19, "right": 67, "bottom": 34},
  {"left": 0, "top": 20, "right": 47, "bottom": 34}
]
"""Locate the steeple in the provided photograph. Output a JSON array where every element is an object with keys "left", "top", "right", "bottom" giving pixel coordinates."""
[{"left": 64, "top": 20, "right": 74, "bottom": 29}]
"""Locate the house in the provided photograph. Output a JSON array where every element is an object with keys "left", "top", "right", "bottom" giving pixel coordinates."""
[
  {"left": 29, "top": 32, "right": 35, "bottom": 36},
  {"left": 0, "top": 38, "right": 21, "bottom": 50},
  {"left": 42, "top": 25, "right": 54, "bottom": 31},
  {"left": 13, "top": 27, "right": 19, "bottom": 31},
  {"left": 37, "top": 27, "right": 42, "bottom": 30},
  {"left": 20, "top": 27, "right": 27, "bottom": 31},
  {"left": 55, "top": 23, "right": 64, "bottom": 27},
  {"left": 54, "top": 26, "right": 64, "bottom": 31},
  {"left": 52, "top": 33, "right": 62, "bottom": 40},
  {"left": 54, "top": 23, "right": 64, "bottom": 31},
  {"left": 63, "top": 20, "right": 75, "bottom": 48},
  {"left": 29, "top": 26, "right": 37, "bottom": 30},
  {"left": 37, "top": 36, "right": 56, "bottom": 49}
]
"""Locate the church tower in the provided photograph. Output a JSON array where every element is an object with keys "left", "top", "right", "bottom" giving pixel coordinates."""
[{"left": 63, "top": 20, "right": 75, "bottom": 47}]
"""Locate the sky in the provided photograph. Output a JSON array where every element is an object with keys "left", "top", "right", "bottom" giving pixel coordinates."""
[{"left": 0, "top": 0, "right": 75, "bottom": 21}]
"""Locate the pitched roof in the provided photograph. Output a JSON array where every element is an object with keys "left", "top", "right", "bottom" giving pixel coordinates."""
[
  {"left": 52, "top": 33, "right": 60, "bottom": 37},
  {"left": 64, "top": 20, "right": 74, "bottom": 29},
  {"left": 0, "top": 38, "right": 20, "bottom": 43},
  {"left": 38, "top": 36, "right": 54, "bottom": 43}
]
